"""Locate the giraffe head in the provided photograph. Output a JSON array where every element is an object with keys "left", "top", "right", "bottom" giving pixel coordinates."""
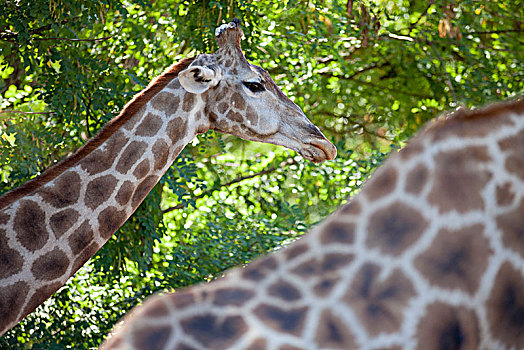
[{"left": 178, "top": 19, "right": 337, "bottom": 163}]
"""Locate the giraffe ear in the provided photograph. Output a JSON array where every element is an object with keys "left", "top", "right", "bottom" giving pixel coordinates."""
[{"left": 179, "top": 66, "right": 220, "bottom": 94}]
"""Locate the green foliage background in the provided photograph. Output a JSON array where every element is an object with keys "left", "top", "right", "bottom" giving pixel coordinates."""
[{"left": 0, "top": 0, "right": 522, "bottom": 348}]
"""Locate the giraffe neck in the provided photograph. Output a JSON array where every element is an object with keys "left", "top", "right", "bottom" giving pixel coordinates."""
[{"left": 0, "top": 76, "right": 206, "bottom": 335}]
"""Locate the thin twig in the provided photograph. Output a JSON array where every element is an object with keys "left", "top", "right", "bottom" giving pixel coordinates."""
[
  {"left": 318, "top": 70, "right": 432, "bottom": 99},
  {"left": 222, "top": 158, "right": 295, "bottom": 187},
  {"left": 408, "top": 1, "right": 434, "bottom": 34},
  {"left": 0, "top": 16, "right": 82, "bottom": 40},
  {"left": 347, "top": 61, "right": 391, "bottom": 80},
  {"left": 162, "top": 159, "right": 296, "bottom": 214},
  {"left": 316, "top": 111, "right": 391, "bottom": 141},
  {"left": 359, "top": 79, "right": 433, "bottom": 98},
  {"left": 1, "top": 17, "right": 123, "bottom": 44},
  {"left": 33, "top": 34, "right": 114, "bottom": 42},
  {"left": 315, "top": 60, "right": 390, "bottom": 81},
  {"left": 0, "top": 110, "right": 53, "bottom": 115}
]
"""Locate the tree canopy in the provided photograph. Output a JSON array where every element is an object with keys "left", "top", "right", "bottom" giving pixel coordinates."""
[{"left": 0, "top": 0, "right": 522, "bottom": 347}]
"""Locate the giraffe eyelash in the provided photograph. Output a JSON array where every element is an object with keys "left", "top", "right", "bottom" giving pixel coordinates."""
[{"left": 243, "top": 81, "right": 265, "bottom": 93}]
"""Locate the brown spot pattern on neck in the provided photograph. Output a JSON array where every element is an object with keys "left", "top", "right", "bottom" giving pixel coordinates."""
[{"left": 0, "top": 56, "right": 195, "bottom": 210}]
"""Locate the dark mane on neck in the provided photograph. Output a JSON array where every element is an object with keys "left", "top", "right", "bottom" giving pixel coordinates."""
[
  {"left": 0, "top": 56, "right": 196, "bottom": 210},
  {"left": 426, "top": 97, "right": 524, "bottom": 138}
]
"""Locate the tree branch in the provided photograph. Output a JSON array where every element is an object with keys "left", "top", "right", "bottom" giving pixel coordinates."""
[
  {"left": 0, "top": 16, "right": 82, "bottom": 40},
  {"left": 162, "top": 158, "right": 296, "bottom": 214},
  {"left": 346, "top": 61, "right": 391, "bottom": 80},
  {"left": 306, "top": 60, "right": 390, "bottom": 85},
  {"left": 1, "top": 16, "right": 122, "bottom": 44},
  {"left": 33, "top": 34, "right": 114, "bottom": 42},
  {"left": 318, "top": 70, "right": 433, "bottom": 99},
  {"left": 408, "top": 1, "right": 434, "bottom": 34},
  {"left": 380, "top": 33, "right": 415, "bottom": 42}
]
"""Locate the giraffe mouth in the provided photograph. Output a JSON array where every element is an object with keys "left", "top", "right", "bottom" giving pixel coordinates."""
[{"left": 300, "top": 139, "right": 337, "bottom": 163}]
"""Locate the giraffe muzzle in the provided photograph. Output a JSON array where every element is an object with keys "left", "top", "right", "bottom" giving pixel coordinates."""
[{"left": 301, "top": 138, "right": 337, "bottom": 163}]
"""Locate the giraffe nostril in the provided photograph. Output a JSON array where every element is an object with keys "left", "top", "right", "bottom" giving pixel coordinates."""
[{"left": 306, "top": 123, "right": 324, "bottom": 138}]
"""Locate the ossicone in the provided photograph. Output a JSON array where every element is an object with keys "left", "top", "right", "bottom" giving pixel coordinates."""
[{"left": 215, "top": 18, "right": 244, "bottom": 49}]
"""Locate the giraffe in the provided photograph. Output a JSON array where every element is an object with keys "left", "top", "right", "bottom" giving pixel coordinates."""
[
  {"left": 101, "top": 98, "right": 524, "bottom": 350},
  {"left": 0, "top": 19, "right": 337, "bottom": 336}
]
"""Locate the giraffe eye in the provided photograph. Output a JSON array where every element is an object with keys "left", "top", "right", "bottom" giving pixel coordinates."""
[{"left": 243, "top": 81, "right": 265, "bottom": 93}]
